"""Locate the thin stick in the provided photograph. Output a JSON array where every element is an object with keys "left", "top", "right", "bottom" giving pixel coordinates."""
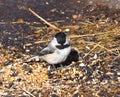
[
  {"left": 20, "top": 87, "right": 36, "bottom": 97},
  {"left": 83, "top": 41, "right": 118, "bottom": 56},
  {"left": 0, "top": 20, "right": 64, "bottom": 25},
  {"left": 113, "top": 54, "right": 120, "bottom": 61},
  {"left": 24, "top": 40, "right": 48, "bottom": 47},
  {"left": 83, "top": 42, "right": 101, "bottom": 58},
  {"left": 69, "top": 32, "right": 110, "bottom": 39},
  {"left": 97, "top": 43, "right": 118, "bottom": 55},
  {"left": 28, "top": 8, "right": 61, "bottom": 31}
]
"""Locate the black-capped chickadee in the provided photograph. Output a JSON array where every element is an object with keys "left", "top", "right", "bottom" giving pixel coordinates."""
[{"left": 28, "top": 32, "right": 71, "bottom": 65}]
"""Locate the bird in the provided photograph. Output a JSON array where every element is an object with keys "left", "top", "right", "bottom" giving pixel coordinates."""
[{"left": 27, "top": 32, "right": 71, "bottom": 65}]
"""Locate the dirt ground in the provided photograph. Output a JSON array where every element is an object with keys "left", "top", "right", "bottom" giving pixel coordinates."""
[{"left": 0, "top": 0, "right": 120, "bottom": 97}]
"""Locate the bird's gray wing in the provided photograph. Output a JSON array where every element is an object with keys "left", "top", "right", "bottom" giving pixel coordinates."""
[{"left": 39, "top": 47, "right": 54, "bottom": 56}]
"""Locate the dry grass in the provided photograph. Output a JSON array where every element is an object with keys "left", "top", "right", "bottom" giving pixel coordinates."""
[{"left": 0, "top": 17, "right": 120, "bottom": 97}]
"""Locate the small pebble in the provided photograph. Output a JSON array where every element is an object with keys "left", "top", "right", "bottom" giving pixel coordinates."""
[
  {"left": 65, "top": 28, "right": 70, "bottom": 32},
  {"left": 79, "top": 63, "right": 86, "bottom": 67},
  {"left": 93, "top": 53, "right": 98, "bottom": 59},
  {"left": 117, "top": 71, "right": 120, "bottom": 76}
]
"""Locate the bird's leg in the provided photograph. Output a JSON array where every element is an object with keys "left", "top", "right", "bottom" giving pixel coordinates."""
[
  {"left": 52, "top": 64, "right": 57, "bottom": 69},
  {"left": 60, "top": 64, "right": 63, "bottom": 68},
  {"left": 56, "top": 63, "right": 64, "bottom": 70}
]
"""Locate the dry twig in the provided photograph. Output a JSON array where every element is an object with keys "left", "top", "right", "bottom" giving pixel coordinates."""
[
  {"left": 20, "top": 87, "right": 36, "bottom": 97},
  {"left": 28, "top": 8, "right": 61, "bottom": 31},
  {"left": 24, "top": 40, "right": 48, "bottom": 47},
  {"left": 83, "top": 41, "right": 118, "bottom": 56},
  {"left": 83, "top": 42, "right": 101, "bottom": 58}
]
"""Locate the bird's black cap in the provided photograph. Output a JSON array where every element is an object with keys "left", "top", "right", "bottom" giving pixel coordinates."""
[{"left": 55, "top": 32, "right": 66, "bottom": 45}]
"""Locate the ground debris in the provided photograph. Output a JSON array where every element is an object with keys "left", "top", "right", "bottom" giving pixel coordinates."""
[{"left": 0, "top": 1, "right": 120, "bottom": 96}]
